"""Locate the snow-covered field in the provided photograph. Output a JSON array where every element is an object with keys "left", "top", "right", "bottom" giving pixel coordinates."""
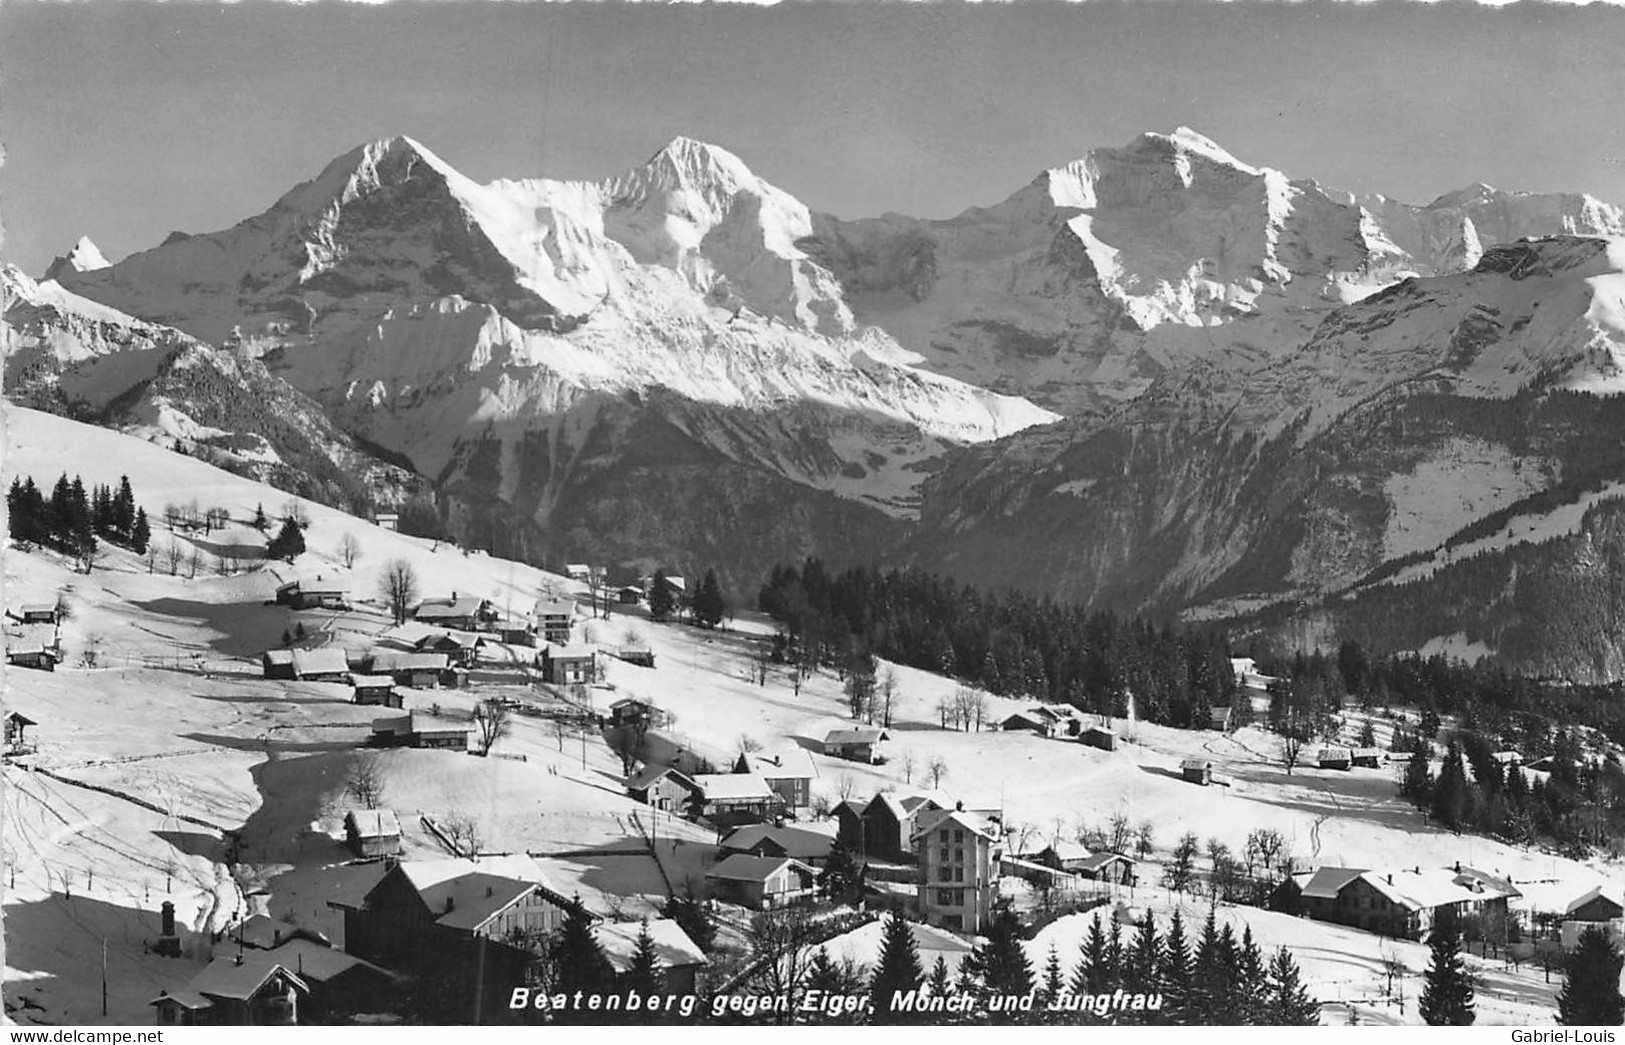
[{"left": 1, "top": 405, "right": 1610, "bottom": 1025}]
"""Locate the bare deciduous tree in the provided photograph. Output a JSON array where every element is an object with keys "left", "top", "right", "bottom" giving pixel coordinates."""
[
  {"left": 186, "top": 545, "right": 202, "bottom": 580},
  {"left": 345, "top": 754, "right": 386, "bottom": 810},
  {"left": 900, "top": 748, "right": 917, "bottom": 784},
  {"left": 338, "top": 532, "right": 362, "bottom": 569},
  {"left": 877, "top": 668, "right": 897, "bottom": 728},
  {"left": 745, "top": 906, "right": 822, "bottom": 1021},
  {"left": 281, "top": 498, "right": 311, "bottom": 529},
  {"left": 1108, "top": 812, "right": 1133, "bottom": 855},
  {"left": 164, "top": 539, "right": 185, "bottom": 575},
  {"left": 927, "top": 755, "right": 949, "bottom": 790},
  {"left": 472, "top": 699, "right": 511, "bottom": 756},
  {"left": 440, "top": 811, "right": 482, "bottom": 858},
  {"left": 379, "top": 558, "right": 418, "bottom": 625},
  {"left": 143, "top": 542, "right": 161, "bottom": 573}
]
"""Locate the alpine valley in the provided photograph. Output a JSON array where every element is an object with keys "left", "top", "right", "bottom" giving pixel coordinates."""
[{"left": 9, "top": 128, "right": 1625, "bottom": 679}]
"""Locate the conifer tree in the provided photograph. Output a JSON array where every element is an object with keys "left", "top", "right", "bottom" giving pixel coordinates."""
[
  {"left": 693, "top": 568, "right": 726, "bottom": 629},
  {"left": 552, "top": 898, "right": 616, "bottom": 998},
  {"left": 625, "top": 918, "right": 665, "bottom": 995},
  {"left": 253, "top": 503, "right": 268, "bottom": 531},
  {"left": 1236, "top": 925, "right": 1268, "bottom": 1023},
  {"left": 806, "top": 948, "right": 864, "bottom": 1023},
  {"left": 1558, "top": 925, "right": 1625, "bottom": 1025},
  {"left": 114, "top": 476, "right": 136, "bottom": 538},
  {"left": 971, "top": 905, "right": 1033, "bottom": 996},
  {"left": 1264, "top": 946, "right": 1320, "bottom": 1025},
  {"left": 1128, "top": 912, "right": 1161, "bottom": 992},
  {"left": 650, "top": 569, "right": 675, "bottom": 621},
  {"left": 1159, "top": 909, "right": 1193, "bottom": 1021},
  {"left": 1103, "top": 912, "right": 1126, "bottom": 992},
  {"left": 1432, "top": 744, "right": 1469, "bottom": 829},
  {"left": 1419, "top": 918, "right": 1476, "bottom": 1025},
  {"left": 1073, "top": 912, "right": 1111, "bottom": 994},
  {"left": 1039, "top": 944, "right": 1064, "bottom": 1007},
  {"left": 131, "top": 508, "right": 151, "bottom": 554},
  {"left": 267, "top": 518, "right": 306, "bottom": 563},
  {"left": 870, "top": 910, "right": 925, "bottom": 1023},
  {"left": 927, "top": 955, "right": 952, "bottom": 997},
  {"left": 819, "top": 840, "right": 862, "bottom": 903},
  {"left": 1403, "top": 745, "right": 1434, "bottom": 802}
]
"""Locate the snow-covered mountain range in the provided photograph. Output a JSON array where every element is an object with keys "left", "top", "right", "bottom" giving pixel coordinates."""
[{"left": 11, "top": 128, "right": 1625, "bottom": 674}]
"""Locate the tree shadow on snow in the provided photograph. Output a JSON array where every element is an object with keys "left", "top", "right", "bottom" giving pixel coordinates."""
[{"left": 153, "top": 829, "right": 226, "bottom": 862}]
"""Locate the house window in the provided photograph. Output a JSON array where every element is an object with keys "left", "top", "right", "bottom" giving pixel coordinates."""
[
  {"left": 939, "top": 848, "right": 949, "bottom": 864},
  {"left": 937, "top": 888, "right": 956, "bottom": 906},
  {"left": 940, "top": 829, "right": 951, "bottom": 842},
  {"left": 954, "top": 829, "right": 964, "bottom": 843}
]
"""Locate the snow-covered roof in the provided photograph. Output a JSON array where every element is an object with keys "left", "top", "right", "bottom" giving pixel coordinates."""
[
  {"left": 544, "top": 641, "right": 594, "bottom": 659},
  {"left": 345, "top": 808, "right": 401, "bottom": 839},
  {"left": 176, "top": 956, "right": 308, "bottom": 1001},
  {"left": 1180, "top": 758, "right": 1212, "bottom": 771},
  {"left": 705, "top": 854, "right": 814, "bottom": 883},
  {"left": 1565, "top": 884, "right": 1625, "bottom": 916},
  {"left": 627, "top": 764, "right": 696, "bottom": 792},
  {"left": 234, "top": 913, "right": 328, "bottom": 950},
  {"left": 595, "top": 919, "right": 708, "bottom": 972},
  {"left": 1316, "top": 747, "right": 1354, "bottom": 762},
  {"left": 825, "top": 727, "right": 888, "bottom": 745},
  {"left": 1078, "top": 852, "right": 1133, "bottom": 872},
  {"left": 1037, "top": 840, "right": 1093, "bottom": 863},
  {"left": 416, "top": 631, "right": 479, "bottom": 650},
  {"left": 533, "top": 600, "right": 574, "bottom": 618},
  {"left": 739, "top": 747, "right": 817, "bottom": 780},
  {"left": 415, "top": 597, "right": 485, "bottom": 619},
  {"left": 812, "top": 918, "right": 975, "bottom": 979},
  {"left": 1491, "top": 751, "right": 1523, "bottom": 764},
  {"left": 291, "top": 648, "right": 349, "bottom": 676},
  {"left": 1301, "top": 866, "right": 1367, "bottom": 900},
  {"left": 429, "top": 874, "right": 540, "bottom": 933},
  {"left": 911, "top": 808, "right": 999, "bottom": 842},
  {"left": 692, "top": 772, "right": 775, "bottom": 801},
  {"left": 259, "top": 939, "right": 396, "bottom": 984},
  {"left": 263, "top": 649, "right": 295, "bottom": 665},
  {"left": 349, "top": 674, "right": 395, "bottom": 688},
  {"left": 1358, "top": 867, "right": 1521, "bottom": 911},
  {"left": 720, "top": 824, "right": 834, "bottom": 861},
  {"left": 369, "top": 651, "right": 449, "bottom": 672},
  {"left": 395, "top": 855, "right": 548, "bottom": 893}
]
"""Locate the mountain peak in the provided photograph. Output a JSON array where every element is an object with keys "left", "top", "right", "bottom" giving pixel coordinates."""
[
  {"left": 41, "top": 235, "right": 111, "bottom": 282},
  {"left": 1131, "top": 127, "right": 1257, "bottom": 174},
  {"left": 635, "top": 135, "right": 758, "bottom": 196}
]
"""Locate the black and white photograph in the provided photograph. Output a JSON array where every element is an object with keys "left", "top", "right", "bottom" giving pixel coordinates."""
[{"left": 5, "top": 0, "right": 1625, "bottom": 1029}]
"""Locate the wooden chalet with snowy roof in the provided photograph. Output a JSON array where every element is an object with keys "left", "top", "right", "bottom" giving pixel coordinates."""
[
  {"left": 1181, "top": 758, "right": 1214, "bottom": 785},
  {"left": 734, "top": 747, "right": 818, "bottom": 809},
  {"left": 260, "top": 647, "right": 350, "bottom": 682},
  {"left": 412, "top": 595, "right": 491, "bottom": 632},
  {"left": 1316, "top": 747, "right": 1354, "bottom": 771},
  {"left": 538, "top": 642, "right": 595, "bottom": 685},
  {"left": 690, "top": 772, "right": 780, "bottom": 825},
  {"left": 1351, "top": 747, "right": 1384, "bottom": 768},
  {"left": 365, "top": 650, "right": 455, "bottom": 689},
  {"left": 334, "top": 855, "right": 585, "bottom": 1020},
  {"left": 5, "top": 711, "right": 37, "bottom": 755},
  {"left": 705, "top": 854, "right": 818, "bottom": 910},
  {"left": 369, "top": 711, "right": 470, "bottom": 751},
  {"left": 348, "top": 674, "right": 402, "bottom": 708},
  {"left": 609, "top": 697, "right": 670, "bottom": 731},
  {"left": 626, "top": 764, "right": 700, "bottom": 811},
  {"left": 9, "top": 604, "right": 57, "bottom": 625},
  {"left": 150, "top": 956, "right": 308, "bottom": 1026},
  {"left": 414, "top": 631, "right": 481, "bottom": 667},
  {"left": 837, "top": 792, "right": 944, "bottom": 863},
  {"left": 274, "top": 580, "right": 348, "bottom": 611},
  {"left": 344, "top": 808, "right": 403, "bottom": 858},
  {"left": 719, "top": 824, "right": 835, "bottom": 866},
  {"left": 823, "top": 726, "right": 890, "bottom": 763},
  {"left": 6, "top": 644, "right": 56, "bottom": 672},
  {"left": 1209, "top": 706, "right": 1233, "bottom": 732},
  {"left": 232, "top": 914, "right": 330, "bottom": 952},
  {"left": 1081, "top": 724, "right": 1118, "bottom": 751},
  {"left": 1284, "top": 864, "right": 1520, "bottom": 939}
]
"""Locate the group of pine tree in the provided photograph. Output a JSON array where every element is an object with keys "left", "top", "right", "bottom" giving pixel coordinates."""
[
  {"left": 819, "top": 907, "right": 1318, "bottom": 1026},
  {"left": 758, "top": 560, "right": 1238, "bottom": 729},
  {"left": 7, "top": 473, "right": 150, "bottom": 561}
]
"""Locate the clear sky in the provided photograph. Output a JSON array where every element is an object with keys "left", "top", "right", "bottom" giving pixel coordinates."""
[{"left": 2, "top": 1, "right": 1624, "bottom": 275}]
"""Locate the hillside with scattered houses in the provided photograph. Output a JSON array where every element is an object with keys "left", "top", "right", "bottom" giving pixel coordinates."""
[{"left": 3, "top": 405, "right": 1621, "bottom": 1026}]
